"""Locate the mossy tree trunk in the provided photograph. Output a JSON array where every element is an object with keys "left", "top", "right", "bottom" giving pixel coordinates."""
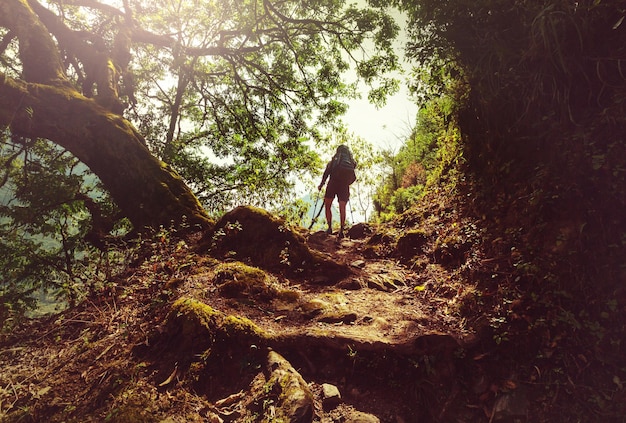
[
  {"left": 0, "top": 0, "right": 210, "bottom": 231},
  {"left": 0, "top": 75, "right": 210, "bottom": 230}
]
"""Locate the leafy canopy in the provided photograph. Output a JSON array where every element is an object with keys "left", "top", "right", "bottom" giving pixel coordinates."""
[
  {"left": 0, "top": 0, "right": 400, "bottom": 319},
  {"left": 39, "top": 0, "right": 399, "bottom": 211}
]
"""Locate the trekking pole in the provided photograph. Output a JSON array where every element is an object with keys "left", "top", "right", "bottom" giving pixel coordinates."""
[
  {"left": 308, "top": 191, "right": 324, "bottom": 230},
  {"left": 348, "top": 199, "right": 355, "bottom": 224}
]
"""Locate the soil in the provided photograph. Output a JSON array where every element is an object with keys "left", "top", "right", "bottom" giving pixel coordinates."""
[{"left": 0, "top": 203, "right": 501, "bottom": 423}]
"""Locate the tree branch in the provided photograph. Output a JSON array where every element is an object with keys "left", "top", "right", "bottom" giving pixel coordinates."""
[{"left": 0, "top": 0, "right": 68, "bottom": 84}]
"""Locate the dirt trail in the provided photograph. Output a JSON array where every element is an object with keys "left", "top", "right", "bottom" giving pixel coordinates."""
[
  {"left": 271, "top": 232, "right": 468, "bottom": 348},
  {"left": 0, "top": 217, "right": 477, "bottom": 423},
  {"left": 181, "top": 227, "right": 471, "bottom": 355}
]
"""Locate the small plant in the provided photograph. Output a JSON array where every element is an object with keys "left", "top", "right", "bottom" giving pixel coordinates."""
[
  {"left": 347, "top": 344, "right": 357, "bottom": 359},
  {"left": 279, "top": 243, "right": 291, "bottom": 266}
]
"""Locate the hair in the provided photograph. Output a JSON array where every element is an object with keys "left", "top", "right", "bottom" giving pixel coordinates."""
[{"left": 336, "top": 144, "right": 350, "bottom": 154}]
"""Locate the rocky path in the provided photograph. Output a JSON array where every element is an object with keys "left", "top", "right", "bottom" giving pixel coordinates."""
[
  {"left": 0, "top": 209, "right": 478, "bottom": 423},
  {"left": 257, "top": 230, "right": 471, "bottom": 352}
]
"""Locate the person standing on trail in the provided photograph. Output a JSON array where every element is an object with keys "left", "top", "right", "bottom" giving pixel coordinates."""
[{"left": 317, "top": 145, "right": 357, "bottom": 238}]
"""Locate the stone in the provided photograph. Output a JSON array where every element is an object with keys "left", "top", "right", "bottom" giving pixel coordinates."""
[
  {"left": 336, "top": 278, "right": 364, "bottom": 290},
  {"left": 300, "top": 299, "right": 329, "bottom": 317},
  {"left": 346, "top": 223, "right": 373, "bottom": 239},
  {"left": 318, "top": 311, "right": 357, "bottom": 324},
  {"left": 344, "top": 411, "right": 380, "bottom": 423},
  {"left": 350, "top": 260, "right": 366, "bottom": 269},
  {"left": 321, "top": 383, "right": 342, "bottom": 410}
]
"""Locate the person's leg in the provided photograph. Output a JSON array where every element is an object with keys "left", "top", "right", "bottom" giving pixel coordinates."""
[
  {"left": 324, "top": 177, "right": 341, "bottom": 234},
  {"left": 335, "top": 176, "right": 350, "bottom": 238},
  {"left": 324, "top": 197, "right": 333, "bottom": 233},
  {"left": 338, "top": 200, "right": 347, "bottom": 237}
]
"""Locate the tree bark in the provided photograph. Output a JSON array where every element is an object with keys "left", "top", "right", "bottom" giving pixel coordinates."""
[{"left": 0, "top": 74, "right": 211, "bottom": 231}]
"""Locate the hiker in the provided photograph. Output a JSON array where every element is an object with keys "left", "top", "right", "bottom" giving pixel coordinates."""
[{"left": 317, "top": 145, "right": 357, "bottom": 238}]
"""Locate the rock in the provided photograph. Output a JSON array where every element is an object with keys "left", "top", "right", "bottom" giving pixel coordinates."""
[
  {"left": 336, "top": 278, "right": 365, "bottom": 290},
  {"left": 344, "top": 411, "right": 380, "bottom": 423},
  {"left": 265, "top": 351, "right": 315, "bottom": 423},
  {"left": 362, "top": 245, "right": 380, "bottom": 259},
  {"left": 350, "top": 259, "right": 366, "bottom": 269},
  {"left": 321, "top": 383, "right": 342, "bottom": 410},
  {"left": 347, "top": 223, "right": 373, "bottom": 239},
  {"left": 307, "top": 231, "right": 328, "bottom": 244},
  {"left": 318, "top": 311, "right": 357, "bottom": 324},
  {"left": 300, "top": 299, "right": 329, "bottom": 317},
  {"left": 162, "top": 297, "right": 270, "bottom": 355},
  {"left": 394, "top": 230, "right": 428, "bottom": 259},
  {"left": 301, "top": 297, "right": 357, "bottom": 323},
  {"left": 212, "top": 261, "right": 276, "bottom": 300},
  {"left": 202, "top": 206, "right": 350, "bottom": 280},
  {"left": 366, "top": 275, "right": 397, "bottom": 292},
  {"left": 204, "top": 206, "right": 314, "bottom": 273}
]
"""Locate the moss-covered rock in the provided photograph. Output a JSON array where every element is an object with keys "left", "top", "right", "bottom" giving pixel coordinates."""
[
  {"left": 263, "top": 351, "right": 314, "bottom": 423},
  {"left": 164, "top": 298, "right": 271, "bottom": 356},
  {"left": 212, "top": 261, "right": 277, "bottom": 300},
  {"left": 202, "top": 206, "right": 315, "bottom": 274},
  {"left": 201, "top": 206, "right": 350, "bottom": 282}
]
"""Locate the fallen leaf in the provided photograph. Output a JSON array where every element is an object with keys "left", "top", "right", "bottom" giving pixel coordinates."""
[{"left": 159, "top": 365, "right": 178, "bottom": 387}]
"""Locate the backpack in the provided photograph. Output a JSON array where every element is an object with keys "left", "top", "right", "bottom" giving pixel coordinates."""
[{"left": 331, "top": 150, "right": 357, "bottom": 185}]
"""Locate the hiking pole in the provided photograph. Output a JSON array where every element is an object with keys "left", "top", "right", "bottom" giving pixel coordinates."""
[
  {"left": 308, "top": 191, "right": 325, "bottom": 230},
  {"left": 348, "top": 199, "right": 355, "bottom": 224}
]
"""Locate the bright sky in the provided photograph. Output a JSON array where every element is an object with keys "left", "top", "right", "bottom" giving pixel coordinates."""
[
  {"left": 341, "top": 5, "right": 418, "bottom": 152},
  {"left": 343, "top": 83, "right": 417, "bottom": 152}
]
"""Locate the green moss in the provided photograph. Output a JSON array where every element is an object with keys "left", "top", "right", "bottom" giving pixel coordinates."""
[
  {"left": 214, "top": 262, "right": 267, "bottom": 284},
  {"left": 168, "top": 297, "right": 270, "bottom": 350},
  {"left": 213, "top": 261, "right": 277, "bottom": 300},
  {"left": 171, "top": 298, "right": 220, "bottom": 341},
  {"left": 263, "top": 351, "right": 314, "bottom": 423},
  {"left": 223, "top": 315, "right": 270, "bottom": 340}
]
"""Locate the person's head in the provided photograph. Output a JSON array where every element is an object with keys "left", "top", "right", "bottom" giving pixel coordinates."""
[{"left": 336, "top": 144, "right": 350, "bottom": 155}]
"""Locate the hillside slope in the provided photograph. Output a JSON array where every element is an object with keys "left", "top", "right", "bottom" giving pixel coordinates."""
[
  {"left": 0, "top": 190, "right": 489, "bottom": 423},
  {"left": 1, "top": 174, "right": 624, "bottom": 422}
]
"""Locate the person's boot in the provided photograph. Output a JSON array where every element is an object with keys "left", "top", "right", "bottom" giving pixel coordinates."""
[
  {"left": 326, "top": 226, "right": 332, "bottom": 235},
  {"left": 338, "top": 226, "right": 344, "bottom": 239}
]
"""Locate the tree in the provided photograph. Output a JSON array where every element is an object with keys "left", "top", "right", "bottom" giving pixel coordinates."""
[{"left": 0, "top": 0, "right": 399, "bottom": 231}]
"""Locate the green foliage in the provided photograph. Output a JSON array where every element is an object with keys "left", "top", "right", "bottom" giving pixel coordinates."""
[
  {"left": 274, "top": 198, "right": 309, "bottom": 229},
  {"left": 0, "top": 0, "right": 403, "bottom": 322},
  {"left": 100, "top": 0, "right": 401, "bottom": 212},
  {"left": 391, "top": 1, "right": 626, "bottom": 420},
  {"left": 373, "top": 76, "right": 465, "bottom": 218},
  {"left": 0, "top": 137, "right": 129, "bottom": 328}
]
